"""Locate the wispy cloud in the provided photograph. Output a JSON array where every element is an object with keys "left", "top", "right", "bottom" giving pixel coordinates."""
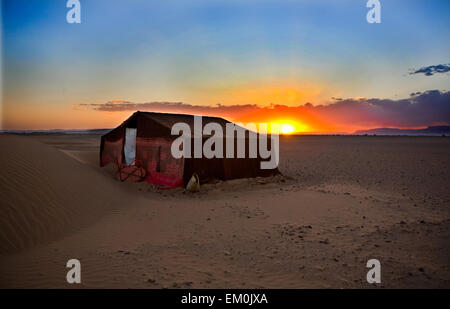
[
  {"left": 410, "top": 64, "right": 450, "bottom": 76},
  {"left": 76, "top": 90, "right": 450, "bottom": 132}
]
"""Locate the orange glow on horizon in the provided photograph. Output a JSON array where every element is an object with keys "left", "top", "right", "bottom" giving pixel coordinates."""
[
  {"left": 1, "top": 105, "right": 345, "bottom": 133},
  {"left": 3, "top": 88, "right": 431, "bottom": 134}
]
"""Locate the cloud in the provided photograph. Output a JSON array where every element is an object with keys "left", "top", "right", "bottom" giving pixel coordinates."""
[
  {"left": 77, "top": 100, "right": 263, "bottom": 117},
  {"left": 410, "top": 64, "right": 450, "bottom": 76},
  {"left": 76, "top": 90, "right": 450, "bottom": 132},
  {"left": 314, "top": 90, "right": 450, "bottom": 129}
]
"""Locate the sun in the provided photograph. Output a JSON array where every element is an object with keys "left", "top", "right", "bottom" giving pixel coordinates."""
[{"left": 280, "top": 123, "right": 295, "bottom": 134}]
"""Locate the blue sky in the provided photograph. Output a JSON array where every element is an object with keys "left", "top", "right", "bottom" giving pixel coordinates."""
[{"left": 1, "top": 0, "right": 449, "bottom": 129}]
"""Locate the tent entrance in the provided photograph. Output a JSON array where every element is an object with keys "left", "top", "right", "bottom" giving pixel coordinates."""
[{"left": 124, "top": 128, "right": 137, "bottom": 165}]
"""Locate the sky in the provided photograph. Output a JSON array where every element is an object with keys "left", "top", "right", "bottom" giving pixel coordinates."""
[{"left": 1, "top": 0, "right": 449, "bottom": 132}]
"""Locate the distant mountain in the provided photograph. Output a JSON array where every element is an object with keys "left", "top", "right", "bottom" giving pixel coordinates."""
[
  {"left": 354, "top": 126, "right": 450, "bottom": 136},
  {"left": 0, "top": 129, "right": 112, "bottom": 135}
]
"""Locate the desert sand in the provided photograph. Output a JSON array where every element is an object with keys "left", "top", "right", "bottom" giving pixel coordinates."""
[{"left": 0, "top": 133, "right": 449, "bottom": 288}]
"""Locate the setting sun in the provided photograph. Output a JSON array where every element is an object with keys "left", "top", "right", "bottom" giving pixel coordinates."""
[{"left": 280, "top": 124, "right": 295, "bottom": 134}]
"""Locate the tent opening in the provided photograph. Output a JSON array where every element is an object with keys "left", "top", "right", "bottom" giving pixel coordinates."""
[{"left": 124, "top": 127, "right": 137, "bottom": 165}]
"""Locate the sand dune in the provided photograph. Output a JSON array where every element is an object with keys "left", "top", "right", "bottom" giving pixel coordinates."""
[{"left": 0, "top": 134, "right": 124, "bottom": 254}]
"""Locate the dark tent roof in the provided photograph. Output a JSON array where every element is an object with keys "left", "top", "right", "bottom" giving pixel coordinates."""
[{"left": 131, "top": 111, "right": 231, "bottom": 133}]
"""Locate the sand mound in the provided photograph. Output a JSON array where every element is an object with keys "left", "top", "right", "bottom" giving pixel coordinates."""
[{"left": 0, "top": 134, "right": 123, "bottom": 254}]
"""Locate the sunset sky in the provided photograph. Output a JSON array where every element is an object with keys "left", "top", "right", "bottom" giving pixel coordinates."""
[{"left": 1, "top": 0, "right": 449, "bottom": 132}]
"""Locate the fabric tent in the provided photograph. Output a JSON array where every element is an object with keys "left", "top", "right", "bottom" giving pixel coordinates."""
[{"left": 100, "top": 111, "right": 279, "bottom": 188}]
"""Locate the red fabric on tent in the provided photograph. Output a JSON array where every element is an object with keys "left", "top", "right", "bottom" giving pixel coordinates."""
[
  {"left": 136, "top": 137, "right": 184, "bottom": 188},
  {"left": 116, "top": 165, "right": 147, "bottom": 182},
  {"left": 101, "top": 137, "right": 124, "bottom": 168},
  {"left": 146, "top": 171, "right": 183, "bottom": 188}
]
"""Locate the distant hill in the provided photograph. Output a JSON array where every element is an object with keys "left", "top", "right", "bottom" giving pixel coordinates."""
[
  {"left": 354, "top": 126, "right": 450, "bottom": 136},
  {"left": 0, "top": 129, "right": 112, "bottom": 135}
]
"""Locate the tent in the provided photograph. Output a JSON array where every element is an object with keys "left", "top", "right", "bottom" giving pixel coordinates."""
[{"left": 100, "top": 111, "right": 279, "bottom": 188}]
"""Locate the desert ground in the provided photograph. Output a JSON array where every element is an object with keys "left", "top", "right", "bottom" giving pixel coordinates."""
[{"left": 0, "top": 133, "right": 449, "bottom": 288}]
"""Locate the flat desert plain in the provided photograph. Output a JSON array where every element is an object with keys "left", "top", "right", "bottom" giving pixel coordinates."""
[{"left": 0, "top": 134, "right": 449, "bottom": 288}]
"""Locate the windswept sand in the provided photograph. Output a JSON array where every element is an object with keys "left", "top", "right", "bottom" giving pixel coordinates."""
[
  {"left": 0, "top": 134, "right": 449, "bottom": 288},
  {"left": 0, "top": 134, "right": 129, "bottom": 253}
]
